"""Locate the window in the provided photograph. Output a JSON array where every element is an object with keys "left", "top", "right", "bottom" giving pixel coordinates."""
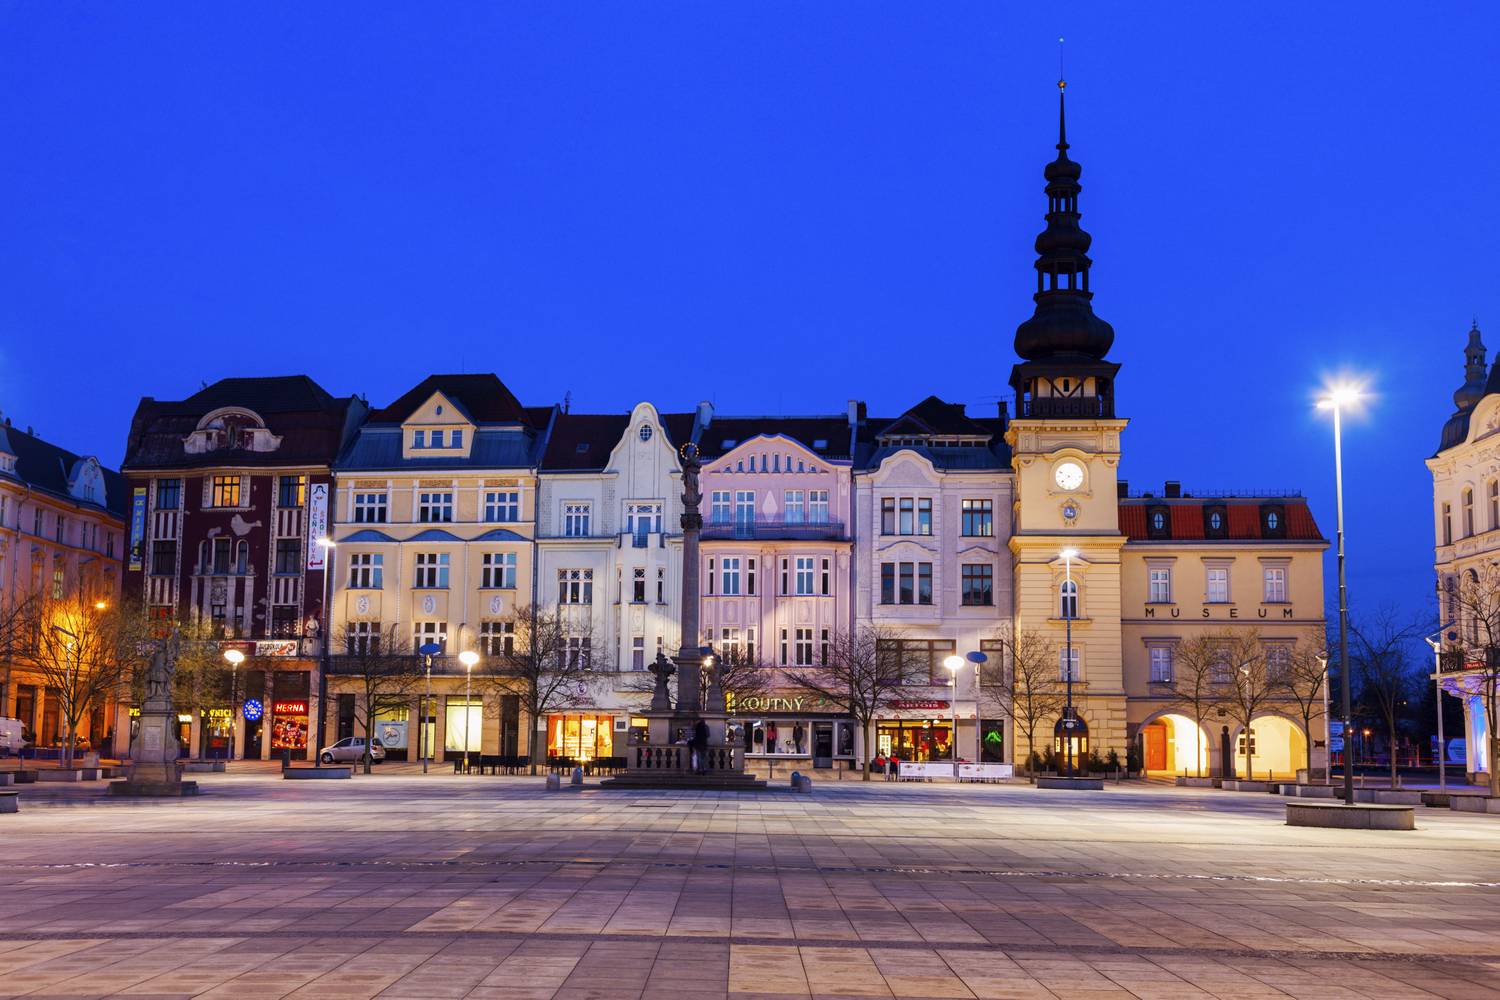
[
  {"left": 1262, "top": 566, "right": 1287, "bottom": 603},
  {"left": 779, "top": 628, "right": 788, "bottom": 665},
  {"left": 1266, "top": 643, "right": 1292, "bottom": 681},
  {"left": 346, "top": 621, "right": 380, "bottom": 655},
  {"left": 449, "top": 429, "right": 463, "bottom": 448},
  {"left": 278, "top": 475, "right": 306, "bottom": 508},
  {"left": 274, "top": 539, "right": 300, "bottom": 575},
  {"left": 563, "top": 502, "right": 591, "bottom": 537},
  {"left": 881, "top": 498, "right": 895, "bottom": 535},
  {"left": 1266, "top": 511, "right": 1280, "bottom": 531},
  {"left": 961, "top": 564, "right": 993, "bottom": 606},
  {"left": 809, "top": 490, "right": 830, "bottom": 524},
  {"left": 151, "top": 541, "right": 176, "bottom": 576},
  {"left": 899, "top": 498, "right": 913, "bottom": 534},
  {"left": 412, "top": 430, "right": 425, "bottom": 449},
  {"left": 1442, "top": 503, "right": 1453, "bottom": 546},
  {"left": 794, "top": 557, "right": 815, "bottom": 596},
  {"left": 482, "top": 552, "right": 516, "bottom": 589},
  {"left": 657, "top": 567, "right": 665, "bottom": 603},
  {"left": 354, "top": 492, "right": 387, "bottom": 523},
  {"left": 32, "top": 508, "right": 41, "bottom": 535},
  {"left": 706, "top": 557, "right": 715, "bottom": 595},
  {"left": 485, "top": 491, "right": 520, "bottom": 523},
  {"left": 794, "top": 627, "right": 814, "bottom": 666},
  {"left": 56, "top": 515, "right": 65, "bottom": 543},
  {"left": 1210, "top": 650, "right": 1233, "bottom": 684},
  {"left": 1059, "top": 579, "right": 1078, "bottom": 618},
  {"left": 105, "top": 533, "right": 114, "bottom": 558},
  {"left": 414, "top": 553, "right": 450, "bottom": 588},
  {"left": 1463, "top": 488, "right": 1476, "bottom": 537},
  {"left": 746, "top": 557, "right": 757, "bottom": 595},
  {"left": 631, "top": 635, "right": 646, "bottom": 670},
  {"left": 270, "top": 606, "right": 299, "bottom": 638},
  {"left": 877, "top": 638, "right": 956, "bottom": 685},
  {"left": 51, "top": 558, "right": 64, "bottom": 599},
  {"left": 632, "top": 567, "right": 646, "bottom": 602},
  {"left": 735, "top": 491, "right": 755, "bottom": 529},
  {"left": 879, "top": 561, "right": 933, "bottom": 605},
  {"left": 155, "top": 478, "right": 182, "bottom": 511},
  {"left": 1206, "top": 566, "right": 1230, "bottom": 603},
  {"left": 626, "top": 502, "right": 661, "bottom": 540},
  {"left": 746, "top": 626, "right": 757, "bottom": 662},
  {"left": 1205, "top": 506, "right": 1227, "bottom": 537},
  {"left": 210, "top": 476, "right": 241, "bottom": 507},
  {"left": 414, "top": 621, "right": 447, "bottom": 653},
  {"left": 1491, "top": 481, "right": 1500, "bottom": 530},
  {"left": 820, "top": 628, "right": 831, "bottom": 666},
  {"left": 1148, "top": 566, "right": 1172, "bottom": 603},
  {"left": 820, "top": 557, "right": 831, "bottom": 596},
  {"left": 1149, "top": 509, "right": 1169, "bottom": 537},
  {"left": 917, "top": 498, "right": 932, "bottom": 535},
  {"left": 418, "top": 492, "right": 454, "bottom": 523},
  {"left": 1149, "top": 646, "right": 1173, "bottom": 683},
  {"left": 721, "top": 557, "right": 741, "bottom": 596},
  {"left": 480, "top": 621, "right": 514, "bottom": 657},
  {"left": 558, "top": 569, "right": 593, "bottom": 604},
  {"left": 1060, "top": 647, "right": 1080, "bottom": 681},
  {"left": 784, "top": 490, "right": 805, "bottom": 524},
  {"left": 710, "top": 491, "right": 731, "bottom": 524},
  {"left": 883, "top": 496, "right": 932, "bottom": 535},
  {"left": 349, "top": 553, "right": 383, "bottom": 589},
  {"left": 639, "top": 424, "right": 653, "bottom": 442},
  {"left": 961, "top": 499, "right": 993, "bottom": 537},
  {"left": 565, "top": 636, "right": 592, "bottom": 669}
]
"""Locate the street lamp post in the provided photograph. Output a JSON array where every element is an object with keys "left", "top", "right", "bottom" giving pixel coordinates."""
[
  {"left": 1317, "top": 384, "right": 1361, "bottom": 807},
  {"left": 944, "top": 654, "right": 963, "bottom": 779},
  {"left": 417, "top": 642, "right": 441, "bottom": 774},
  {"left": 968, "top": 650, "right": 989, "bottom": 766},
  {"left": 1061, "top": 547, "right": 1079, "bottom": 778},
  {"left": 458, "top": 650, "right": 480, "bottom": 774},
  {"left": 314, "top": 537, "right": 336, "bottom": 765},
  {"left": 224, "top": 649, "right": 245, "bottom": 762},
  {"left": 52, "top": 625, "right": 78, "bottom": 769}
]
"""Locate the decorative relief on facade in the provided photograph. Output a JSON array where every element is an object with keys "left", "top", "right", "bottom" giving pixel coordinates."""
[{"left": 421, "top": 595, "right": 436, "bottom": 614}]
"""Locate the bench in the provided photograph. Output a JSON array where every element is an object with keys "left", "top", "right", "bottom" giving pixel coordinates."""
[
  {"left": 1286, "top": 801, "right": 1415, "bottom": 830},
  {"left": 0, "top": 790, "right": 17, "bottom": 814},
  {"left": 283, "top": 766, "right": 352, "bottom": 780}
]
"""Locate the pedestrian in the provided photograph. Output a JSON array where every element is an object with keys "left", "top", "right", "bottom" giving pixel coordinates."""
[{"left": 692, "top": 718, "right": 710, "bottom": 775}]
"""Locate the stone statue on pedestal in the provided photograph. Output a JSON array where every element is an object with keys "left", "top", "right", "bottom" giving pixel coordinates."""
[
  {"left": 110, "top": 630, "right": 199, "bottom": 797},
  {"left": 648, "top": 652, "right": 675, "bottom": 713}
]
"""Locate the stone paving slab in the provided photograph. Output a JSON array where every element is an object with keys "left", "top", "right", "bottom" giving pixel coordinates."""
[{"left": 2, "top": 769, "right": 1499, "bottom": 998}]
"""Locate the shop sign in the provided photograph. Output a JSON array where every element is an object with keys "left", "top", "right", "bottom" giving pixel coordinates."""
[
  {"left": 890, "top": 700, "right": 948, "bottom": 710},
  {"left": 273, "top": 700, "right": 308, "bottom": 716},
  {"left": 127, "top": 487, "right": 147, "bottom": 572},
  {"left": 729, "top": 693, "right": 827, "bottom": 714},
  {"left": 242, "top": 699, "right": 263, "bottom": 722},
  {"left": 305, "top": 483, "right": 330, "bottom": 569},
  {"left": 205, "top": 708, "right": 232, "bottom": 720},
  {"left": 376, "top": 720, "right": 408, "bottom": 749},
  {"left": 255, "top": 640, "right": 299, "bottom": 657}
]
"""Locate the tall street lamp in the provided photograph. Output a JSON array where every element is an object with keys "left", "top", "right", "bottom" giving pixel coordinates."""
[
  {"left": 224, "top": 648, "right": 245, "bottom": 762},
  {"left": 418, "top": 641, "right": 442, "bottom": 773},
  {"left": 1061, "top": 547, "right": 1079, "bottom": 778},
  {"left": 458, "top": 649, "right": 480, "bottom": 774},
  {"left": 51, "top": 625, "right": 78, "bottom": 769},
  {"left": 1317, "top": 383, "right": 1362, "bottom": 807},
  {"left": 314, "top": 537, "right": 335, "bottom": 765},
  {"left": 944, "top": 654, "right": 963, "bottom": 779},
  {"left": 968, "top": 650, "right": 988, "bottom": 765},
  {"left": 1425, "top": 625, "right": 1455, "bottom": 791}
]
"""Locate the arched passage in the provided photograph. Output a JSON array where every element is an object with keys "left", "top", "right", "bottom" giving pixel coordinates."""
[
  {"left": 1233, "top": 715, "right": 1307, "bottom": 780},
  {"left": 1139, "top": 713, "right": 1210, "bottom": 777}
]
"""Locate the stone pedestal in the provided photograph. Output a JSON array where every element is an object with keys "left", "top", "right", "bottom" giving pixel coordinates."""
[{"left": 109, "top": 640, "right": 199, "bottom": 797}]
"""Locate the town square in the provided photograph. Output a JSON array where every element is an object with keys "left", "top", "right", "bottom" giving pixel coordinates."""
[{"left": 2, "top": 4, "right": 1499, "bottom": 998}]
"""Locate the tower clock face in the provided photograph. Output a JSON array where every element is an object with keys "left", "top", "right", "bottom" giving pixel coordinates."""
[{"left": 1054, "top": 461, "right": 1085, "bottom": 491}]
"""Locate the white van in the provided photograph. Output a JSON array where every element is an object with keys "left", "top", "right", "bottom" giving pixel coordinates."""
[{"left": 0, "top": 718, "right": 25, "bottom": 755}]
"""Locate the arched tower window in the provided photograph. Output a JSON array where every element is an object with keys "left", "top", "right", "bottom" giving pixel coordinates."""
[{"left": 1059, "top": 579, "right": 1078, "bottom": 619}]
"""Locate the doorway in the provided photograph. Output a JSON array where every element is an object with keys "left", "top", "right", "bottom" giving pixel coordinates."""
[
  {"left": 813, "top": 723, "right": 833, "bottom": 768},
  {"left": 1144, "top": 723, "right": 1167, "bottom": 771}
]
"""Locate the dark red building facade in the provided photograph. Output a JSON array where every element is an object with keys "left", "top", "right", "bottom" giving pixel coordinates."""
[{"left": 120, "top": 377, "right": 365, "bottom": 760}]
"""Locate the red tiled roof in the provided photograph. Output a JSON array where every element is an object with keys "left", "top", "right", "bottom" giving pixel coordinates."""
[{"left": 1119, "top": 499, "right": 1324, "bottom": 542}]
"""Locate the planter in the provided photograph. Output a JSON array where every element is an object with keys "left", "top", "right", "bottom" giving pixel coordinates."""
[
  {"left": 1175, "top": 776, "right": 1214, "bottom": 787},
  {"left": 283, "top": 766, "right": 352, "bottom": 780},
  {"left": 1279, "top": 783, "right": 1337, "bottom": 798},
  {"left": 1450, "top": 795, "right": 1500, "bottom": 814},
  {"left": 1220, "top": 779, "right": 1271, "bottom": 792},
  {"left": 1286, "top": 801, "right": 1415, "bottom": 830},
  {"left": 37, "top": 769, "right": 84, "bottom": 782},
  {"left": 1037, "top": 776, "right": 1105, "bottom": 790},
  {"left": 1352, "top": 789, "right": 1423, "bottom": 806},
  {"left": 0, "top": 790, "right": 17, "bottom": 813}
]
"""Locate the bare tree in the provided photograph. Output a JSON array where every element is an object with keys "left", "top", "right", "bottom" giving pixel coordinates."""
[
  {"left": 1160, "top": 634, "right": 1231, "bottom": 779},
  {"left": 620, "top": 644, "right": 776, "bottom": 708},
  {"left": 1350, "top": 611, "right": 1425, "bottom": 790},
  {"left": 479, "top": 603, "right": 604, "bottom": 774},
  {"left": 1275, "top": 639, "right": 1329, "bottom": 780},
  {"left": 331, "top": 624, "right": 422, "bottom": 773},
  {"left": 1448, "top": 566, "right": 1500, "bottom": 796},
  {"left": 0, "top": 591, "right": 39, "bottom": 737},
  {"left": 1004, "top": 627, "right": 1064, "bottom": 779},
  {"left": 22, "top": 593, "right": 135, "bottom": 768},
  {"left": 783, "top": 624, "right": 924, "bottom": 781},
  {"left": 1215, "top": 630, "right": 1276, "bottom": 781}
]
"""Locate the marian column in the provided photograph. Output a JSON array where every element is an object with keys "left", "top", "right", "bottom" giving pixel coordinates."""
[{"left": 674, "top": 442, "right": 704, "bottom": 715}]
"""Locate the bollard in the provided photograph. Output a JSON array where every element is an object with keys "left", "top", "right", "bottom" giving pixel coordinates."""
[
  {"left": 545, "top": 773, "right": 561, "bottom": 791},
  {"left": 571, "top": 766, "right": 583, "bottom": 786}
]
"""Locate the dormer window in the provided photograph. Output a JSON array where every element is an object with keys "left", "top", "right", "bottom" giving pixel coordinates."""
[
  {"left": 413, "top": 430, "right": 426, "bottom": 448},
  {"left": 1204, "top": 505, "right": 1228, "bottom": 539},
  {"left": 1262, "top": 505, "right": 1287, "bottom": 539},
  {"left": 1147, "top": 507, "right": 1170, "bottom": 539}
]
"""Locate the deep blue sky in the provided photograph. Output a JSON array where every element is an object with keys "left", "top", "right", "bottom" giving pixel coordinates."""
[{"left": 2, "top": 4, "right": 1495, "bottom": 618}]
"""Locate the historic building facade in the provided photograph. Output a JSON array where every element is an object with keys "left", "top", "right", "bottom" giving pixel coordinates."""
[
  {"left": 0, "top": 418, "right": 127, "bottom": 751},
  {"left": 1428, "top": 321, "right": 1499, "bottom": 784},
  {"left": 327, "top": 374, "right": 552, "bottom": 762},
  {"left": 120, "top": 377, "right": 365, "bottom": 760},
  {"left": 853, "top": 397, "right": 1014, "bottom": 765}
]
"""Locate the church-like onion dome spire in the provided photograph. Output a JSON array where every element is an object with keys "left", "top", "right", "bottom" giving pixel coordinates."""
[
  {"left": 1439, "top": 319, "right": 1489, "bottom": 452},
  {"left": 1014, "top": 80, "right": 1115, "bottom": 362}
]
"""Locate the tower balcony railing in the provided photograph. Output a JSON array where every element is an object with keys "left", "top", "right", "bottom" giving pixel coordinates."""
[
  {"left": 701, "top": 518, "right": 847, "bottom": 542},
  {"left": 1018, "top": 396, "right": 1114, "bottom": 419}
]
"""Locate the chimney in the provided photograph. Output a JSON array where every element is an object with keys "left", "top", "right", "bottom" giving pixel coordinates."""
[
  {"left": 1165, "top": 481, "right": 1182, "bottom": 499},
  {"left": 847, "top": 399, "right": 865, "bottom": 429},
  {"left": 696, "top": 399, "right": 714, "bottom": 430},
  {"left": 1117, "top": 480, "right": 1129, "bottom": 499}
]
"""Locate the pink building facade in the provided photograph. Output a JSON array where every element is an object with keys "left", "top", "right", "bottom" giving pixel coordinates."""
[{"left": 695, "top": 418, "right": 859, "bottom": 767}]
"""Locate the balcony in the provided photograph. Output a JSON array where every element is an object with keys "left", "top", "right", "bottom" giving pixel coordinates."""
[
  {"left": 701, "top": 518, "right": 846, "bottom": 542},
  {"left": 1018, "top": 396, "right": 1114, "bottom": 419}
]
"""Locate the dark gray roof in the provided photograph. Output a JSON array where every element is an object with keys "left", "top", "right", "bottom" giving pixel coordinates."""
[
  {"left": 0, "top": 423, "right": 128, "bottom": 517},
  {"left": 336, "top": 427, "right": 540, "bottom": 471},
  {"left": 859, "top": 444, "right": 1013, "bottom": 473}
]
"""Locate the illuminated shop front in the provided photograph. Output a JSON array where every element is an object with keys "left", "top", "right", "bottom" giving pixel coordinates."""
[
  {"left": 547, "top": 713, "right": 614, "bottom": 761},
  {"left": 731, "top": 694, "right": 856, "bottom": 768},
  {"left": 445, "top": 697, "right": 482, "bottom": 754},
  {"left": 271, "top": 700, "right": 309, "bottom": 751},
  {"left": 201, "top": 707, "right": 233, "bottom": 758},
  {"left": 875, "top": 718, "right": 953, "bottom": 762}
]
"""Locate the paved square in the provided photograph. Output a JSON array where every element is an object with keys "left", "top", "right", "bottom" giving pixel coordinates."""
[{"left": 2, "top": 769, "right": 1499, "bottom": 998}]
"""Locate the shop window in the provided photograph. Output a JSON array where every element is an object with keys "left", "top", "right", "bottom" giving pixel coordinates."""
[
  {"left": 547, "top": 714, "right": 614, "bottom": 762},
  {"left": 445, "top": 698, "right": 482, "bottom": 753}
]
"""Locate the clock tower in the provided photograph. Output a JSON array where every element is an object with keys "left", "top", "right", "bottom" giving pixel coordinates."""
[{"left": 1006, "top": 81, "right": 1129, "bottom": 763}]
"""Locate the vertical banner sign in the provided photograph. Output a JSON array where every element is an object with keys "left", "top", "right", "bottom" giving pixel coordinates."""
[
  {"left": 305, "top": 482, "right": 329, "bottom": 570},
  {"left": 128, "top": 487, "right": 147, "bottom": 571}
]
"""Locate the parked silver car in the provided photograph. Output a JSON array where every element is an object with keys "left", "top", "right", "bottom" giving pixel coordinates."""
[{"left": 320, "top": 737, "right": 386, "bottom": 764}]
